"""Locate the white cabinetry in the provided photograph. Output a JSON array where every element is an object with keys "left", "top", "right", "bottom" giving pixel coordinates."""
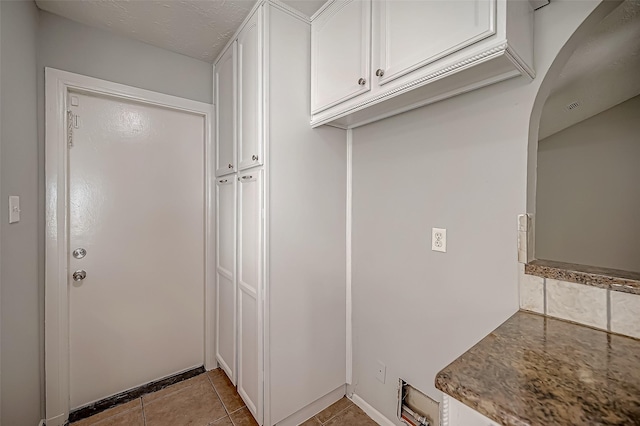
[
  {"left": 237, "top": 170, "right": 263, "bottom": 421},
  {"left": 374, "top": 0, "right": 495, "bottom": 86},
  {"left": 311, "top": 0, "right": 371, "bottom": 113},
  {"left": 215, "top": 10, "right": 263, "bottom": 177},
  {"left": 237, "top": 11, "right": 263, "bottom": 171},
  {"left": 311, "top": 0, "right": 534, "bottom": 128},
  {"left": 215, "top": 176, "right": 237, "bottom": 383},
  {"left": 443, "top": 395, "right": 502, "bottom": 426},
  {"left": 214, "top": 7, "right": 264, "bottom": 422},
  {"left": 214, "top": 3, "right": 347, "bottom": 426},
  {"left": 215, "top": 44, "right": 236, "bottom": 175}
]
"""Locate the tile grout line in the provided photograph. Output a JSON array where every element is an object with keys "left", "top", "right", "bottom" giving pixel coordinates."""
[
  {"left": 319, "top": 401, "right": 355, "bottom": 425},
  {"left": 606, "top": 289, "right": 612, "bottom": 331},
  {"left": 207, "top": 372, "right": 231, "bottom": 424},
  {"left": 206, "top": 371, "right": 238, "bottom": 425},
  {"left": 543, "top": 277, "right": 547, "bottom": 314},
  {"left": 140, "top": 397, "right": 147, "bottom": 426},
  {"left": 227, "top": 406, "right": 246, "bottom": 415}
]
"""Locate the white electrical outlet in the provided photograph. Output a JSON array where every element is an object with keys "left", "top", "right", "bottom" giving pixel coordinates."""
[
  {"left": 432, "top": 228, "right": 446, "bottom": 252},
  {"left": 376, "top": 361, "right": 386, "bottom": 384}
]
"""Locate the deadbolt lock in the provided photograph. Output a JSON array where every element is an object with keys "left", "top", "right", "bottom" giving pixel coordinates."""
[{"left": 73, "top": 248, "right": 87, "bottom": 259}]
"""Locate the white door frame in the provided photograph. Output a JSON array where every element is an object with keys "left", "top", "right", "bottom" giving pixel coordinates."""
[{"left": 44, "top": 68, "right": 215, "bottom": 426}]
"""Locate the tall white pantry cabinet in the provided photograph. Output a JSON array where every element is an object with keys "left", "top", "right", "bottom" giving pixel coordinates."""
[{"left": 214, "top": 2, "right": 348, "bottom": 426}]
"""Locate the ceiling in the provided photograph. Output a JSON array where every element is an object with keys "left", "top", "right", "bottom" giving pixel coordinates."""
[
  {"left": 539, "top": 0, "right": 640, "bottom": 140},
  {"left": 36, "top": 0, "right": 326, "bottom": 63}
]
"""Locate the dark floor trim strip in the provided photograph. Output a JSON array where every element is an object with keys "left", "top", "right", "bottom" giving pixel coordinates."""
[{"left": 68, "top": 365, "right": 206, "bottom": 423}]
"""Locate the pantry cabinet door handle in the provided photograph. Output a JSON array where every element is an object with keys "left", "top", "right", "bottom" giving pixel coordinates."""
[
  {"left": 241, "top": 175, "right": 253, "bottom": 180},
  {"left": 219, "top": 179, "right": 228, "bottom": 184},
  {"left": 358, "top": 78, "right": 366, "bottom": 86},
  {"left": 375, "top": 69, "right": 384, "bottom": 77},
  {"left": 228, "top": 163, "right": 233, "bottom": 169},
  {"left": 252, "top": 155, "right": 258, "bottom": 161}
]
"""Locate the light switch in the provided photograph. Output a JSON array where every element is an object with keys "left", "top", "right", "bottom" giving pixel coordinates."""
[{"left": 9, "top": 196, "right": 20, "bottom": 223}]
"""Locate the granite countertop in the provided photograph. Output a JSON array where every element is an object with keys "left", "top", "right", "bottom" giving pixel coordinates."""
[
  {"left": 525, "top": 259, "right": 640, "bottom": 295},
  {"left": 435, "top": 311, "right": 640, "bottom": 426}
]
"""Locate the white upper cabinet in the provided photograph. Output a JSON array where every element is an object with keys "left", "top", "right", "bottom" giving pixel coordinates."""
[
  {"left": 215, "top": 8, "right": 263, "bottom": 177},
  {"left": 311, "top": 0, "right": 534, "bottom": 128},
  {"left": 238, "top": 10, "right": 263, "bottom": 171},
  {"left": 215, "top": 43, "right": 237, "bottom": 176},
  {"left": 374, "top": 0, "right": 495, "bottom": 86},
  {"left": 311, "top": 0, "right": 371, "bottom": 114}
]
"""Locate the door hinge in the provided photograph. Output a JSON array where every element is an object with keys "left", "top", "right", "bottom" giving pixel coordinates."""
[
  {"left": 67, "top": 110, "right": 74, "bottom": 147},
  {"left": 67, "top": 111, "right": 80, "bottom": 148}
]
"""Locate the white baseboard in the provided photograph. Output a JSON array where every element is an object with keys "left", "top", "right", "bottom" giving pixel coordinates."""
[
  {"left": 349, "top": 393, "right": 396, "bottom": 426},
  {"left": 276, "top": 385, "right": 346, "bottom": 426},
  {"left": 45, "top": 413, "right": 66, "bottom": 426}
]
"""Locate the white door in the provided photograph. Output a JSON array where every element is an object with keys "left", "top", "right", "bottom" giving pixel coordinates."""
[
  {"left": 311, "top": 0, "right": 371, "bottom": 114},
  {"left": 216, "top": 43, "right": 237, "bottom": 176},
  {"left": 237, "top": 8, "right": 263, "bottom": 171},
  {"left": 237, "top": 170, "right": 263, "bottom": 424},
  {"left": 373, "top": 0, "right": 495, "bottom": 86},
  {"left": 215, "top": 176, "right": 237, "bottom": 383},
  {"left": 68, "top": 91, "right": 205, "bottom": 409}
]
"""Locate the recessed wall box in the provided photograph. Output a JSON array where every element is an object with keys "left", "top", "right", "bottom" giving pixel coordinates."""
[{"left": 398, "top": 379, "right": 440, "bottom": 426}]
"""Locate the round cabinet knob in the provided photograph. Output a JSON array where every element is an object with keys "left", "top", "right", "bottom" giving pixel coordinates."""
[
  {"left": 358, "top": 78, "right": 366, "bottom": 86},
  {"left": 73, "top": 270, "right": 87, "bottom": 282},
  {"left": 228, "top": 163, "right": 233, "bottom": 169},
  {"left": 252, "top": 155, "right": 258, "bottom": 161},
  {"left": 375, "top": 69, "right": 385, "bottom": 77}
]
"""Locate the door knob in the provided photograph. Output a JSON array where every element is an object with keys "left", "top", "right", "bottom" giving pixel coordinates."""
[
  {"left": 375, "top": 69, "right": 385, "bottom": 77},
  {"left": 252, "top": 155, "right": 258, "bottom": 161},
  {"left": 73, "top": 270, "right": 87, "bottom": 282},
  {"left": 228, "top": 163, "right": 233, "bottom": 169},
  {"left": 73, "top": 248, "right": 87, "bottom": 259},
  {"left": 358, "top": 78, "right": 366, "bottom": 86}
]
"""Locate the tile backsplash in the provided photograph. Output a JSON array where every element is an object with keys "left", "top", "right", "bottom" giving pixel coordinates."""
[
  {"left": 519, "top": 266, "right": 640, "bottom": 339},
  {"left": 546, "top": 279, "right": 608, "bottom": 329},
  {"left": 518, "top": 267, "right": 544, "bottom": 314},
  {"left": 609, "top": 291, "right": 640, "bottom": 339}
]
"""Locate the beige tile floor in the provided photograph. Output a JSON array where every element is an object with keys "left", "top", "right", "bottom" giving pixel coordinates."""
[
  {"left": 300, "top": 397, "right": 377, "bottom": 426},
  {"left": 71, "top": 369, "right": 376, "bottom": 426}
]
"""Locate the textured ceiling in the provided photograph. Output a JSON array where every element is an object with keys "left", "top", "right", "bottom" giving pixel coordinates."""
[
  {"left": 36, "top": 0, "right": 260, "bottom": 63},
  {"left": 280, "top": 0, "right": 325, "bottom": 17},
  {"left": 35, "top": 0, "right": 327, "bottom": 63},
  {"left": 539, "top": 0, "right": 640, "bottom": 139}
]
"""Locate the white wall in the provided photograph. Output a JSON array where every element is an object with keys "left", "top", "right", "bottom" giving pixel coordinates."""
[
  {"left": 536, "top": 95, "right": 640, "bottom": 272},
  {"left": 348, "top": 1, "right": 609, "bottom": 424},
  {"left": 1, "top": 8, "right": 214, "bottom": 425},
  {"left": 37, "top": 11, "right": 213, "bottom": 104},
  {"left": 1, "top": 1, "right": 42, "bottom": 425}
]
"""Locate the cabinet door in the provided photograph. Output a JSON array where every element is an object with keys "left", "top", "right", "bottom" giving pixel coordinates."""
[
  {"left": 215, "top": 177, "right": 237, "bottom": 384},
  {"left": 215, "top": 43, "right": 237, "bottom": 176},
  {"left": 238, "top": 9, "right": 263, "bottom": 171},
  {"left": 237, "top": 170, "right": 263, "bottom": 424},
  {"left": 444, "top": 395, "right": 501, "bottom": 426},
  {"left": 373, "top": 0, "right": 495, "bottom": 86},
  {"left": 311, "top": 0, "right": 371, "bottom": 114}
]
